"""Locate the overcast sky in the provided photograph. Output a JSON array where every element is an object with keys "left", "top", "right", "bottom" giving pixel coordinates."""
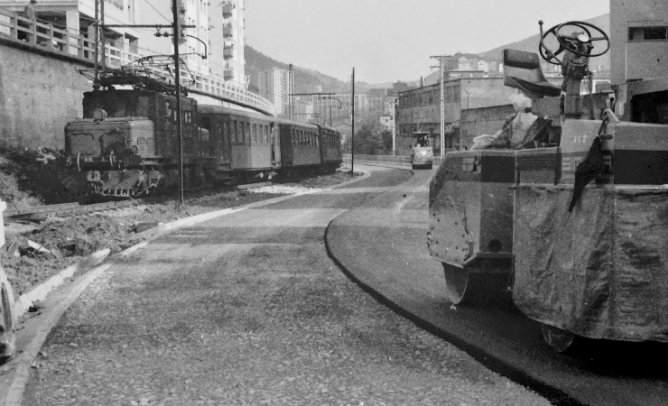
[{"left": 244, "top": 0, "right": 610, "bottom": 84}]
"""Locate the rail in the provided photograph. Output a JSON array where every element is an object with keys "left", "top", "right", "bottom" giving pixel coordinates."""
[
  {"left": 0, "top": 9, "right": 275, "bottom": 115},
  {"left": 3, "top": 200, "right": 138, "bottom": 221}
]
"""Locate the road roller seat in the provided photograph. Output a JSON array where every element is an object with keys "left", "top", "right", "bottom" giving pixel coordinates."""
[{"left": 503, "top": 49, "right": 561, "bottom": 98}]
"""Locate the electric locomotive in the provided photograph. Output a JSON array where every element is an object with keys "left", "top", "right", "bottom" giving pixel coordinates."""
[{"left": 63, "top": 71, "right": 213, "bottom": 197}]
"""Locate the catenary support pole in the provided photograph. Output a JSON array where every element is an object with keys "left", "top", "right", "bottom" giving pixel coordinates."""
[
  {"left": 172, "top": 0, "right": 184, "bottom": 207},
  {"left": 351, "top": 68, "right": 355, "bottom": 175}
]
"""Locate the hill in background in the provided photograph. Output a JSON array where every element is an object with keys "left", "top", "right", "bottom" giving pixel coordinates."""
[{"left": 244, "top": 46, "right": 364, "bottom": 94}]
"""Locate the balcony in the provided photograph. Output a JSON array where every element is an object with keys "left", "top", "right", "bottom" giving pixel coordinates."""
[
  {"left": 223, "top": 45, "right": 234, "bottom": 59},
  {"left": 224, "top": 68, "right": 234, "bottom": 80},
  {"left": 222, "top": 2, "right": 234, "bottom": 18},
  {"left": 223, "top": 24, "right": 233, "bottom": 38}
]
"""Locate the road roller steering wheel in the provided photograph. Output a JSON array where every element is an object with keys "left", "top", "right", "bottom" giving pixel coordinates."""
[{"left": 539, "top": 20, "right": 610, "bottom": 65}]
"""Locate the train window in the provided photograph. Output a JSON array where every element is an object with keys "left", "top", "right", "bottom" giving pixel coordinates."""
[
  {"left": 146, "top": 138, "right": 155, "bottom": 154},
  {"left": 138, "top": 97, "right": 150, "bottom": 116},
  {"left": 201, "top": 117, "right": 211, "bottom": 131},
  {"left": 245, "top": 122, "right": 250, "bottom": 144},
  {"left": 233, "top": 121, "right": 239, "bottom": 143},
  {"left": 136, "top": 137, "right": 145, "bottom": 154},
  {"left": 184, "top": 111, "right": 192, "bottom": 123},
  {"left": 252, "top": 123, "right": 257, "bottom": 144}
]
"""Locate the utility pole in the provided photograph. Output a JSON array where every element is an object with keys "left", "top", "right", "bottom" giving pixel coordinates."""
[
  {"left": 100, "top": 0, "right": 105, "bottom": 72},
  {"left": 288, "top": 64, "right": 293, "bottom": 120},
  {"left": 93, "top": 0, "right": 99, "bottom": 86},
  {"left": 351, "top": 68, "right": 355, "bottom": 175},
  {"left": 391, "top": 99, "right": 397, "bottom": 156},
  {"left": 171, "top": 0, "right": 184, "bottom": 208},
  {"left": 431, "top": 55, "right": 452, "bottom": 157}
]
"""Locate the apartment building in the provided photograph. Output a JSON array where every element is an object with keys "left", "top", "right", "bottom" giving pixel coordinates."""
[
  {"left": 0, "top": 0, "right": 248, "bottom": 90},
  {"left": 255, "top": 68, "right": 292, "bottom": 117}
]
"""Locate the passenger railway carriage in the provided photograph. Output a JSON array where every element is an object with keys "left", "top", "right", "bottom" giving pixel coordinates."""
[{"left": 198, "top": 105, "right": 279, "bottom": 184}]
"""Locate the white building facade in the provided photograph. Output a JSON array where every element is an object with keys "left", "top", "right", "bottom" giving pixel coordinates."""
[{"left": 0, "top": 0, "right": 272, "bottom": 112}]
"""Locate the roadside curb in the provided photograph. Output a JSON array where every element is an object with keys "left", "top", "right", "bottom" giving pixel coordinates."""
[{"left": 13, "top": 250, "right": 110, "bottom": 320}]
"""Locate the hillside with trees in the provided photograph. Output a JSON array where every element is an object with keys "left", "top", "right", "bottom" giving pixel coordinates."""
[{"left": 244, "top": 45, "right": 370, "bottom": 93}]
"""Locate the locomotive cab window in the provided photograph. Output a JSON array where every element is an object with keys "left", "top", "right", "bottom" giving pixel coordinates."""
[
  {"left": 239, "top": 122, "right": 244, "bottom": 144},
  {"left": 234, "top": 121, "right": 240, "bottom": 144}
]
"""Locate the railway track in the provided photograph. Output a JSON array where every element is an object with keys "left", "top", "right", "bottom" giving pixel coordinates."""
[
  {"left": 3, "top": 200, "right": 140, "bottom": 221},
  {"left": 1, "top": 181, "right": 271, "bottom": 222}
]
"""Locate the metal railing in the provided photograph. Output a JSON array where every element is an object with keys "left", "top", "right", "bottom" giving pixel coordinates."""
[{"left": 0, "top": 8, "right": 274, "bottom": 115}]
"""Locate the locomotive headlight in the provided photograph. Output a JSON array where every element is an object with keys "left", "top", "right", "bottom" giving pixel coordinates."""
[{"left": 92, "top": 108, "right": 108, "bottom": 121}]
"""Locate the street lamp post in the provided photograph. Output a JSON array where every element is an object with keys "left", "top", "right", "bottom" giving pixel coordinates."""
[{"left": 431, "top": 54, "right": 453, "bottom": 157}]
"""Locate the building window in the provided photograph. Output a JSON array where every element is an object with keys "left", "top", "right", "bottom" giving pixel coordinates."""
[{"left": 629, "top": 26, "right": 668, "bottom": 41}]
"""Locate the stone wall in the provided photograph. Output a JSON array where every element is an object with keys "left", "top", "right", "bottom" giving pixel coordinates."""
[{"left": 0, "top": 38, "right": 91, "bottom": 150}]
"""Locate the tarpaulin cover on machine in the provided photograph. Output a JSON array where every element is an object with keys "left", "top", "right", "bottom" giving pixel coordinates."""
[{"left": 513, "top": 185, "right": 668, "bottom": 342}]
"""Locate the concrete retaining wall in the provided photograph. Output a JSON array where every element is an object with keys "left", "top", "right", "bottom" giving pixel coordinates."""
[{"left": 0, "top": 38, "right": 92, "bottom": 150}]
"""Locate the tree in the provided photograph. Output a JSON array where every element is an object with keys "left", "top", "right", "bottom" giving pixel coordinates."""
[{"left": 353, "top": 124, "right": 392, "bottom": 155}]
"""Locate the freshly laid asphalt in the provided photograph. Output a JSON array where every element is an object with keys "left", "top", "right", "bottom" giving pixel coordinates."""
[{"left": 326, "top": 164, "right": 668, "bottom": 406}]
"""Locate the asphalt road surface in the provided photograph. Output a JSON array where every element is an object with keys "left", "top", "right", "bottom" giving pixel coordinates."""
[
  {"left": 20, "top": 166, "right": 552, "bottom": 406},
  {"left": 327, "top": 164, "right": 668, "bottom": 406}
]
